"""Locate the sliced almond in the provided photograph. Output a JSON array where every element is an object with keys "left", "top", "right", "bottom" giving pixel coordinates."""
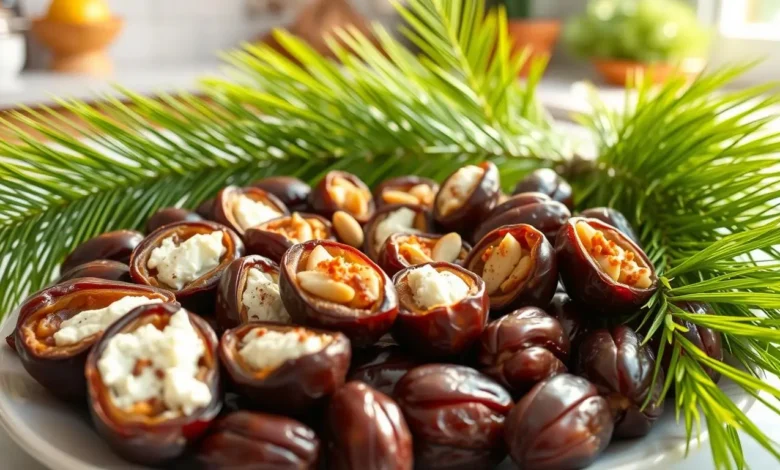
[
  {"left": 399, "top": 243, "right": 433, "bottom": 265},
  {"left": 344, "top": 189, "right": 368, "bottom": 216},
  {"left": 408, "top": 184, "right": 435, "bottom": 206},
  {"left": 297, "top": 271, "right": 355, "bottom": 303},
  {"left": 500, "top": 255, "right": 533, "bottom": 292},
  {"left": 432, "top": 232, "right": 462, "bottom": 263},
  {"left": 291, "top": 213, "right": 313, "bottom": 242},
  {"left": 382, "top": 190, "right": 420, "bottom": 205},
  {"left": 332, "top": 211, "right": 364, "bottom": 248},
  {"left": 482, "top": 234, "right": 523, "bottom": 295},
  {"left": 329, "top": 185, "right": 347, "bottom": 206},
  {"left": 306, "top": 245, "right": 333, "bottom": 271},
  {"left": 596, "top": 255, "right": 621, "bottom": 282}
]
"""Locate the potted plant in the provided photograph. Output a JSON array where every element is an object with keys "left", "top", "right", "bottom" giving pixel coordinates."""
[
  {"left": 494, "top": 0, "right": 561, "bottom": 76},
  {"left": 564, "top": 0, "right": 709, "bottom": 86}
]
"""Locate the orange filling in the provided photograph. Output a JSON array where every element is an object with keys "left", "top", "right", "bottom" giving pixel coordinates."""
[
  {"left": 264, "top": 213, "right": 327, "bottom": 243},
  {"left": 576, "top": 221, "right": 651, "bottom": 288}
]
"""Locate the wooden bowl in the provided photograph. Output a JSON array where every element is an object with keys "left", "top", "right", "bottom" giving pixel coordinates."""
[
  {"left": 507, "top": 19, "right": 561, "bottom": 77},
  {"left": 31, "top": 17, "right": 123, "bottom": 75}
]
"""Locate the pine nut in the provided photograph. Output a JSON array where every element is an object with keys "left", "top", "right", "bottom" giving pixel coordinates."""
[
  {"left": 357, "top": 266, "right": 380, "bottom": 299},
  {"left": 344, "top": 189, "right": 368, "bottom": 216},
  {"left": 297, "top": 271, "right": 356, "bottom": 303},
  {"left": 408, "top": 184, "right": 435, "bottom": 206},
  {"left": 432, "top": 232, "right": 462, "bottom": 263},
  {"left": 332, "top": 211, "right": 364, "bottom": 248},
  {"left": 306, "top": 245, "right": 333, "bottom": 271},
  {"left": 382, "top": 190, "right": 420, "bottom": 205},
  {"left": 500, "top": 255, "right": 533, "bottom": 292},
  {"left": 399, "top": 243, "right": 433, "bottom": 265},
  {"left": 482, "top": 234, "right": 523, "bottom": 294},
  {"left": 291, "top": 213, "right": 313, "bottom": 242}
]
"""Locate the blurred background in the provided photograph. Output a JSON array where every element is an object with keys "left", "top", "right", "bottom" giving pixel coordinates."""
[{"left": 0, "top": 0, "right": 778, "bottom": 119}]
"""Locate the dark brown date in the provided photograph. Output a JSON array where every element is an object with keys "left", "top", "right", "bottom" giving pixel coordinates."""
[
  {"left": 61, "top": 230, "right": 144, "bottom": 273},
  {"left": 12, "top": 278, "right": 175, "bottom": 401},
  {"left": 327, "top": 381, "right": 413, "bottom": 470},
  {"left": 85, "top": 303, "right": 221, "bottom": 465},
  {"left": 580, "top": 207, "right": 638, "bottom": 243},
  {"left": 279, "top": 240, "right": 398, "bottom": 347},
  {"left": 504, "top": 374, "right": 613, "bottom": 470},
  {"left": 464, "top": 224, "right": 558, "bottom": 313},
  {"left": 146, "top": 207, "right": 203, "bottom": 234},
  {"left": 251, "top": 176, "right": 312, "bottom": 212},
  {"left": 373, "top": 175, "right": 439, "bottom": 209},
  {"left": 56, "top": 260, "right": 131, "bottom": 284},
  {"left": 547, "top": 292, "right": 589, "bottom": 355},
  {"left": 130, "top": 220, "right": 244, "bottom": 315},
  {"left": 219, "top": 322, "right": 350, "bottom": 416},
  {"left": 555, "top": 217, "right": 657, "bottom": 316},
  {"left": 661, "top": 301, "right": 723, "bottom": 382},
  {"left": 392, "top": 262, "right": 488, "bottom": 358},
  {"left": 309, "top": 171, "right": 375, "bottom": 224},
  {"left": 244, "top": 212, "right": 333, "bottom": 263},
  {"left": 433, "top": 162, "right": 500, "bottom": 237},
  {"left": 214, "top": 186, "right": 290, "bottom": 236},
  {"left": 363, "top": 203, "right": 433, "bottom": 261},
  {"left": 512, "top": 168, "right": 573, "bottom": 210},
  {"left": 378, "top": 232, "right": 470, "bottom": 277},
  {"left": 472, "top": 193, "right": 571, "bottom": 243},
  {"left": 477, "top": 307, "right": 569, "bottom": 396},
  {"left": 577, "top": 326, "right": 664, "bottom": 438},
  {"left": 195, "top": 411, "right": 319, "bottom": 470},
  {"left": 215, "top": 255, "right": 288, "bottom": 332},
  {"left": 395, "top": 364, "right": 512, "bottom": 470},
  {"left": 348, "top": 343, "right": 420, "bottom": 396},
  {"left": 196, "top": 197, "right": 216, "bottom": 219}
]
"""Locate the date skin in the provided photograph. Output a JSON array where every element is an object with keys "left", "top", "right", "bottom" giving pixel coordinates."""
[
  {"left": 146, "top": 207, "right": 203, "bottom": 234},
  {"left": 61, "top": 230, "right": 144, "bottom": 273},
  {"left": 56, "top": 260, "right": 131, "bottom": 284},
  {"left": 579, "top": 207, "right": 638, "bottom": 243},
  {"left": 327, "top": 381, "right": 413, "bottom": 470},
  {"left": 395, "top": 364, "right": 512, "bottom": 470},
  {"left": 512, "top": 168, "right": 573, "bottom": 210},
  {"left": 478, "top": 307, "right": 569, "bottom": 397},
  {"left": 577, "top": 326, "right": 664, "bottom": 438},
  {"left": 472, "top": 194, "right": 571, "bottom": 244},
  {"left": 215, "top": 255, "right": 284, "bottom": 332},
  {"left": 504, "top": 374, "right": 614, "bottom": 470},
  {"left": 377, "top": 232, "right": 471, "bottom": 277},
  {"left": 433, "top": 161, "right": 500, "bottom": 238},
  {"left": 244, "top": 213, "right": 334, "bottom": 263},
  {"left": 547, "top": 293, "right": 590, "bottom": 366},
  {"left": 348, "top": 343, "right": 420, "bottom": 396},
  {"left": 309, "top": 171, "right": 375, "bottom": 224},
  {"left": 195, "top": 411, "right": 319, "bottom": 470},
  {"left": 251, "top": 176, "right": 312, "bottom": 212}
]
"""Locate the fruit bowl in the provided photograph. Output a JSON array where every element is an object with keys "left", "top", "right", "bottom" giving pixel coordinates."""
[{"left": 31, "top": 17, "right": 122, "bottom": 75}]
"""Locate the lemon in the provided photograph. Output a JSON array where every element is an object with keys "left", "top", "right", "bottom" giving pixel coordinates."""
[{"left": 46, "top": 0, "right": 111, "bottom": 24}]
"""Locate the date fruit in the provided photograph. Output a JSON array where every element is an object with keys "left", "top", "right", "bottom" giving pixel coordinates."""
[
  {"left": 251, "top": 176, "right": 312, "bottom": 212},
  {"left": 373, "top": 175, "right": 439, "bottom": 209},
  {"left": 280, "top": 240, "right": 398, "bottom": 347},
  {"left": 219, "top": 322, "right": 350, "bottom": 416},
  {"left": 61, "top": 230, "right": 144, "bottom": 273},
  {"left": 512, "top": 168, "right": 573, "bottom": 210},
  {"left": 395, "top": 364, "right": 512, "bottom": 469},
  {"left": 244, "top": 212, "right": 333, "bottom": 263},
  {"left": 433, "top": 162, "right": 500, "bottom": 237},
  {"left": 214, "top": 186, "right": 290, "bottom": 236},
  {"left": 56, "top": 260, "right": 131, "bottom": 284},
  {"left": 504, "top": 374, "right": 613, "bottom": 470},
  {"left": 309, "top": 171, "right": 375, "bottom": 224},
  {"left": 472, "top": 193, "right": 571, "bottom": 243},
  {"left": 146, "top": 207, "right": 203, "bottom": 234},
  {"left": 580, "top": 207, "right": 638, "bottom": 243},
  {"left": 392, "top": 262, "right": 488, "bottom": 358},
  {"left": 577, "top": 326, "right": 664, "bottom": 438},
  {"left": 556, "top": 217, "right": 657, "bottom": 315},
  {"left": 348, "top": 343, "right": 420, "bottom": 396},
  {"left": 378, "top": 232, "right": 470, "bottom": 277},
  {"left": 464, "top": 224, "right": 558, "bottom": 313},
  {"left": 662, "top": 301, "right": 724, "bottom": 382},
  {"left": 547, "top": 292, "right": 589, "bottom": 355},
  {"left": 363, "top": 203, "right": 433, "bottom": 261},
  {"left": 327, "top": 381, "right": 413, "bottom": 470},
  {"left": 477, "top": 307, "right": 569, "bottom": 396}
]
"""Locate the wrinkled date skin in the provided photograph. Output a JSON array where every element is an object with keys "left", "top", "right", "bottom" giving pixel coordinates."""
[
  {"left": 555, "top": 217, "right": 658, "bottom": 316},
  {"left": 309, "top": 171, "right": 376, "bottom": 224},
  {"left": 576, "top": 326, "right": 664, "bottom": 438},
  {"left": 195, "top": 411, "right": 319, "bottom": 470},
  {"left": 244, "top": 213, "right": 334, "bottom": 263},
  {"left": 215, "top": 255, "right": 284, "bottom": 332},
  {"left": 661, "top": 302, "right": 724, "bottom": 383},
  {"left": 146, "top": 207, "right": 203, "bottom": 234},
  {"left": 472, "top": 193, "right": 571, "bottom": 244},
  {"left": 465, "top": 224, "right": 558, "bottom": 313},
  {"left": 61, "top": 230, "right": 144, "bottom": 273},
  {"left": 373, "top": 175, "right": 439, "bottom": 209},
  {"left": 56, "top": 260, "right": 131, "bottom": 284},
  {"left": 580, "top": 207, "right": 639, "bottom": 243},
  {"left": 477, "top": 307, "right": 569, "bottom": 397},
  {"left": 214, "top": 186, "right": 290, "bottom": 236},
  {"left": 378, "top": 232, "right": 471, "bottom": 277},
  {"left": 504, "top": 374, "right": 614, "bottom": 470},
  {"left": 220, "top": 322, "right": 351, "bottom": 415},
  {"left": 251, "top": 176, "right": 312, "bottom": 212},
  {"left": 547, "top": 293, "right": 590, "bottom": 360},
  {"left": 395, "top": 364, "right": 513, "bottom": 470},
  {"left": 12, "top": 279, "right": 175, "bottom": 401},
  {"left": 130, "top": 220, "right": 244, "bottom": 315},
  {"left": 279, "top": 240, "right": 398, "bottom": 347},
  {"left": 433, "top": 161, "right": 500, "bottom": 237},
  {"left": 392, "top": 263, "right": 489, "bottom": 358},
  {"left": 327, "top": 381, "right": 413, "bottom": 470},
  {"left": 348, "top": 343, "right": 420, "bottom": 396},
  {"left": 85, "top": 303, "right": 221, "bottom": 466},
  {"left": 363, "top": 203, "right": 433, "bottom": 261},
  {"left": 512, "top": 168, "right": 573, "bottom": 210}
]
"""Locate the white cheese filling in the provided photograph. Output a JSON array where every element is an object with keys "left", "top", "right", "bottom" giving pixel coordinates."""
[
  {"left": 438, "top": 165, "right": 483, "bottom": 214},
  {"left": 147, "top": 231, "right": 226, "bottom": 290},
  {"left": 373, "top": 207, "right": 420, "bottom": 249},
  {"left": 407, "top": 264, "right": 470, "bottom": 309},
  {"left": 54, "top": 296, "right": 163, "bottom": 346},
  {"left": 239, "top": 328, "right": 330, "bottom": 371},
  {"left": 97, "top": 309, "right": 211, "bottom": 416},
  {"left": 233, "top": 195, "right": 281, "bottom": 229},
  {"left": 242, "top": 268, "right": 290, "bottom": 323}
]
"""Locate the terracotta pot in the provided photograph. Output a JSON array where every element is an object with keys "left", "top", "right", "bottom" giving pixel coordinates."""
[
  {"left": 31, "top": 17, "right": 122, "bottom": 76},
  {"left": 507, "top": 20, "right": 561, "bottom": 77},
  {"left": 592, "top": 60, "right": 680, "bottom": 87}
]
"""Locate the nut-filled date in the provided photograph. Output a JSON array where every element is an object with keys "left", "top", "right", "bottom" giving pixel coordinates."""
[
  {"left": 309, "top": 171, "right": 375, "bottom": 224},
  {"left": 433, "top": 162, "right": 500, "bottom": 237},
  {"left": 579, "top": 207, "right": 639, "bottom": 243},
  {"left": 472, "top": 193, "right": 571, "bottom": 244}
]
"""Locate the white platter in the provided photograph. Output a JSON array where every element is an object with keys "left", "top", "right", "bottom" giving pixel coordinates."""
[{"left": 0, "top": 306, "right": 755, "bottom": 470}]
